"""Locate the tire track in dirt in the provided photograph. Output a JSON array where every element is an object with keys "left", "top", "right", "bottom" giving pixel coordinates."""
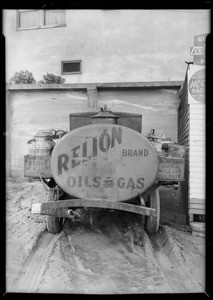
[
  {"left": 37, "top": 217, "right": 173, "bottom": 294},
  {"left": 15, "top": 230, "right": 62, "bottom": 293},
  {"left": 147, "top": 226, "right": 203, "bottom": 293}
]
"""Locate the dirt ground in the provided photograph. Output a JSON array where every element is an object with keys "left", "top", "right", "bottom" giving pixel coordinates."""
[{"left": 6, "top": 178, "right": 205, "bottom": 294}]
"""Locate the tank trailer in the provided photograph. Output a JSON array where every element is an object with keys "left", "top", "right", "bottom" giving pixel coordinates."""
[{"left": 25, "top": 105, "right": 186, "bottom": 235}]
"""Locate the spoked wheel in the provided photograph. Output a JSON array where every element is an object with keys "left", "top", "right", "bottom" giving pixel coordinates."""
[
  {"left": 46, "top": 187, "right": 64, "bottom": 234},
  {"left": 145, "top": 188, "right": 160, "bottom": 234}
]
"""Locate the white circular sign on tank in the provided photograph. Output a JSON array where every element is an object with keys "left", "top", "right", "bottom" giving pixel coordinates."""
[{"left": 51, "top": 124, "right": 159, "bottom": 201}]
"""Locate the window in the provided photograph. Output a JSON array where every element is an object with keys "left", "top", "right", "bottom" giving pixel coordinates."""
[
  {"left": 17, "top": 10, "right": 66, "bottom": 30},
  {"left": 61, "top": 61, "right": 82, "bottom": 75}
]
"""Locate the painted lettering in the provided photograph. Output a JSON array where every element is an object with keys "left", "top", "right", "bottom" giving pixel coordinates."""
[
  {"left": 122, "top": 149, "right": 128, "bottom": 156},
  {"left": 126, "top": 177, "right": 135, "bottom": 189},
  {"left": 136, "top": 177, "right": 145, "bottom": 189},
  {"left": 122, "top": 149, "right": 149, "bottom": 157},
  {"left": 71, "top": 145, "right": 80, "bottom": 168},
  {"left": 111, "top": 127, "right": 122, "bottom": 148},
  {"left": 93, "top": 176, "right": 101, "bottom": 188},
  {"left": 67, "top": 176, "right": 76, "bottom": 187},
  {"left": 58, "top": 154, "right": 69, "bottom": 175},
  {"left": 93, "top": 137, "right": 98, "bottom": 157},
  {"left": 85, "top": 176, "right": 92, "bottom": 187},
  {"left": 99, "top": 131, "right": 111, "bottom": 152},
  {"left": 117, "top": 177, "right": 125, "bottom": 188},
  {"left": 79, "top": 176, "right": 83, "bottom": 187}
]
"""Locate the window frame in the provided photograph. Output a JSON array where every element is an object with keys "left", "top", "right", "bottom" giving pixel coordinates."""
[
  {"left": 61, "top": 60, "right": 82, "bottom": 75},
  {"left": 16, "top": 9, "right": 66, "bottom": 31}
]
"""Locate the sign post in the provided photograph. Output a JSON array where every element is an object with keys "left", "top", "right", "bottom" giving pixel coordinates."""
[
  {"left": 190, "top": 33, "right": 207, "bottom": 66},
  {"left": 188, "top": 33, "right": 207, "bottom": 104}
]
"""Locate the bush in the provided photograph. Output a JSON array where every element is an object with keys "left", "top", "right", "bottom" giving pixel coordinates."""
[
  {"left": 9, "top": 70, "right": 36, "bottom": 85},
  {"left": 38, "top": 73, "right": 65, "bottom": 84}
]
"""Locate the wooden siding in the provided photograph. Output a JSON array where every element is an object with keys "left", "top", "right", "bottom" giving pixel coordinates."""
[
  {"left": 178, "top": 73, "right": 189, "bottom": 216},
  {"left": 189, "top": 103, "right": 205, "bottom": 215},
  {"left": 178, "top": 70, "right": 206, "bottom": 218}
]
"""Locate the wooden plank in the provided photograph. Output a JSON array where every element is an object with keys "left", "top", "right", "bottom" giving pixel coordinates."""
[
  {"left": 189, "top": 181, "right": 205, "bottom": 188},
  {"left": 189, "top": 208, "right": 205, "bottom": 215},
  {"left": 190, "top": 105, "right": 205, "bottom": 112},
  {"left": 190, "top": 132, "right": 205, "bottom": 139},
  {"left": 190, "top": 119, "right": 205, "bottom": 125},
  {"left": 190, "top": 190, "right": 205, "bottom": 197},
  {"left": 190, "top": 114, "right": 205, "bottom": 121},
  {"left": 190, "top": 185, "right": 205, "bottom": 191},
  {"left": 190, "top": 155, "right": 205, "bottom": 161},
  {"left": 190, "top": 140, "right": 205, "bottom": 146},
  {"left": 190, "top": 198, "right": 205, "bottom": 204},
  {"left": 189, "top": 145, "right": 205, "bottom": 152},
  {"left": 189, "top": 156, "right": 205, "bottom": 163},
  {"left": 189, "top": 172, "right": 206, "bottom": 178},
  {"left": 190, "top": 180, "right": 205, "bottom": 187},
  {"left": 190, "top": 164, "right": 205, "bottom": 171},
  {"left": 189, "top": 177, "right": 205, "bottom": 184},
  {"left": 190, "top": 193, "right": 205, "bottom": 199},
  {"left": 190, "top": 187, "right": 205, "bottom": 194},
  {"left": 189, "top": 123, "right": 205, "bottom": 130}
]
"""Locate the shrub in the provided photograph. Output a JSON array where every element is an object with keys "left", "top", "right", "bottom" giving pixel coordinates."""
[
  {"left": 9, "top": 70, "right": 36, "bottom": 85},
  {"left": 38, "top": 73, "right": 65, "bottom": 84}
]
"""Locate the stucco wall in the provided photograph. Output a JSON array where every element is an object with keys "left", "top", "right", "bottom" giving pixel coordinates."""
[
  {"left": 7, "top": 85, "right": 180, "bottom": 177},
  {"left": 3, "top": 9, "right": 210, "bottom": 84},
  {"left": 7, "top": 89, "right": 89, "bottom": 177},
  {"left": 98, "top": 89, "right": 179, "bottom": 139}
]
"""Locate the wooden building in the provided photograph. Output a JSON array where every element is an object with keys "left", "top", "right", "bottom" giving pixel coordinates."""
[{"left": 178, "top": 64, "right": 205, "bottom": 231}]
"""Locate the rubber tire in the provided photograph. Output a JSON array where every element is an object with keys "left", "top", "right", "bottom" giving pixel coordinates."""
[
  {"left": 145, "top": 188, "right": 160, "bottom": 234},
  {"left": 46, "top": 188, "right": 64, "bottom": 234}
]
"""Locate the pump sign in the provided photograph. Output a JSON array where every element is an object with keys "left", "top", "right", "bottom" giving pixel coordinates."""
[
  {"left": 51, "top": 124, "right": 159, "bottom": 201},
  {"left": 188, "top": 66, "right": 205, "bottom": 104}
]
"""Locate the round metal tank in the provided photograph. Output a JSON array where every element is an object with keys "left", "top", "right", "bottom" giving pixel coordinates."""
[
  {"left": 27, "top": 129, "right": 55, "bottom": 156},
  {"left": 50, "top": 124, "right": 159, "bottom": 201}
]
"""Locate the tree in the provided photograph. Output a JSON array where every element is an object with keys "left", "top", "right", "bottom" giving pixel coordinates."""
[
  {"left": 38, "top": 73, "right": 65, "bottom": 84},
  {"left": 9, "top": 70, "right": 36, "bottom": 84}
]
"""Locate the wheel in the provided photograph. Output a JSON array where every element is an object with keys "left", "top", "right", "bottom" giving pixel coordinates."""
[
  {"left": 145, "top": 188, "right": 160, "bottom": 234},
  {"left": 46, "top": 187, "right": 64, "bottom": 234}
]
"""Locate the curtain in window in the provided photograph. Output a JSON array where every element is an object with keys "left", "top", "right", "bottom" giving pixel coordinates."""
[
  {"left": 44, "top": 10, "right": 66, "bottom": 26},
  {"left": 19, "top": 10, "right": 39, "bottom": 28}
]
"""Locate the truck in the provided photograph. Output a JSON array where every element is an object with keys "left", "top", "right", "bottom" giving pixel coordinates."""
[{"left": 25, "top": 105, "right": 186, "bottom": 236}]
